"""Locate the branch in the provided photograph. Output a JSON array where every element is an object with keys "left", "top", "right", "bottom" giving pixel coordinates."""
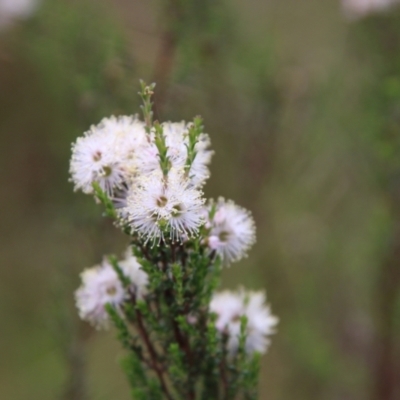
[{"left": 135, "top": 306, "right": 173, "bottom": 400}]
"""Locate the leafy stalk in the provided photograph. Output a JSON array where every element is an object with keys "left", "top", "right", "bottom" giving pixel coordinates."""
[{"left": 139, "top": 80, "right": 156, "bottom": 132}]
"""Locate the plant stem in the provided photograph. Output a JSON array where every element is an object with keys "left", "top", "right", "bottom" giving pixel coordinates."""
[{"left": 135, "top": 306, "right": 173, "bottom": 400}]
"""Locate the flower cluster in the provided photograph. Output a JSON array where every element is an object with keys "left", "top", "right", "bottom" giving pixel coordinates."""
[
  {"left": 210, "top": 290, "right": 278, "bottom": 354},
  {"left": 69, "top": 109, "right": 256, "bottom": 261},
  {"left": 70, "top": 115, "right": 214, "bottom": 242},
  {"left": 70, "top": 117, "right": 212, "bottom": 195},
  {"left": 342, "top": 0, "right": 400, "bottom": 20},
  {"left": 71, "top": 82, "right": 277, "bottom": 395}
]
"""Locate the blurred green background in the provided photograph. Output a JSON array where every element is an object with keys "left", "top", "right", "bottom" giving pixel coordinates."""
[{"left": 1, "top": 0, "right": 400, "bottom": 399}]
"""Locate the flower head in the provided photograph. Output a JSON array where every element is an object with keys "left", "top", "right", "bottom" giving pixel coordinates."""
[
  {"left": 98, "top": 115, "right": 148, "bottom": 173},
  {"left": 69, "top": 115, "right": 147, "bottom": 196},
  {"left": 124, "top": 168, "right": 205, "bottom": 243},
  {"left": 162, "top": 122, "right": 213, "bottom": 187},
  {"left": 134, "top": 121, "right": 213, "bottom": 187},
  {"left": 75, "top": 250, "right": 148, "bottom": 329},
  {"left": 210, "top": 289, "right": 278, "bottom": 354},
  {"left": 206, "top": 198, "right": 256, "bottom": 264},
  {"left": 75, "top": 261, "right": 125, "bottom": 329}
]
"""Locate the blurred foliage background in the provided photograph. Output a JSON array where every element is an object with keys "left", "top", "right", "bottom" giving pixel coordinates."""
[{"left": 1, "top": 0, "right": 400, "bottom": 399}]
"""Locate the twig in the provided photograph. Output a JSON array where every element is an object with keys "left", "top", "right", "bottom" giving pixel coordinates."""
[
  {"left": 135, "top": 307, "right": 173, "bottom": 400},
  {"left": 220, "top": 360, "right": 229, "bottom": 400}
]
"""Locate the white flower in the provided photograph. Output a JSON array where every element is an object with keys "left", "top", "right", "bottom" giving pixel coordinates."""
[
  {"left": 210, "top": 291, "right": 243, "bottom": 331},
  {"left": 75, "top": 249, "right": 149, "bottom": 329},
  {"left": 342, "top": 0, "right": 399, "bottom": 19},
  {"left": 162, "top": 122, "right": 213, "bottom": 186},
  {"left": 210, "top": 289, "right": 278, "bottom": 355},
  {"left": 134, "top": 134, "right": 160, "bottom": 176},
  {"left": 118, "top": 247, "right": 148, "bottom": 299},
  {"left": 206, "top": 198, "right": 256, "bottom": 264},
  {"left": 0, "top": 0, "right": 39, "bottom": 29},
  {"left": 70, "top": 127, "right": 126, "bottom": 196},
  {"left": 135, "top": 121, "right": 213, "bottom": 187},
  {"left": 75, "top": 261, "right": 125, "bottom": 329},
  {"left": 69, "top": 115, "right": 148, "bottom": 196},
  {"left": 188, "top": 133, "right": 213, "bottom": 186},
  {"left": 98, "top": 115, "right": 148, "bottom": 174},
  {"left": 124, "top": 168, "right": 205, "bottom": 243}
]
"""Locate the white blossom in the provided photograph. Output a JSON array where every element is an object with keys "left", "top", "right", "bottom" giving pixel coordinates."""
[
  {"left": 75, "top": 250, "right": 148, "bottom": 329},
  {"left": 342, "top": 0, "right": 400, "bottom": 19},
  {"left": 162, "top": 122, "right": 213, "bottom": 187},
  {"left": 135, "top": 122, "right": 213, "bottom": 187},
  {"left": 124, "top": 168, "right": 205, "bottom": 243},
  {"left": 69, "top": 116, "right": 212, "bottom": 209},
  {"left": 98, "top": 115, "right": 148, "bottom": 174},
  {"left": 69, "top": 115, "right": 147, "bottom": 196},
  {"left": 0, "top": 0, "right": 39, "bottom": 29},
  {"left": 70, "top": 130, "right": 125, "bottom": 196},
  {"left": 210, "top": 289, "right": 278, "bottom": 355},
  {"left": 206, "top": 198, "right": 256, "bottom": 264},
  {"left": 75, "top": 261, "right": 125, "bottom": 329}
]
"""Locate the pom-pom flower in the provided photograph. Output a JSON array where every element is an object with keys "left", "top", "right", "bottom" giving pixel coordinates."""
[
  {"left": 97, "top": 115, "right": 148, "bottom": 172},
  {"left": 161, "top": 122, "right": 213, "bottom": 187},
  {"left": 69, "top": 115, "right": 147, "bottom": 196},
  {"left": 124, "top": 168, "right": 205, "bottom": 243},
  {"left": 75, "top": 261, "right": 125, "bottom": 329},
  {"left": 75, "top": 250, "right": 148, "bottom": 329},
  {"left": 205, "top": 198, "right": 256, "bottom": 264},
  {"left": 134, "top": 121, "right": 213, "bottom": 187},
  {"left": 210, "top": 289, "right": 278, "bottom": 354}
]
